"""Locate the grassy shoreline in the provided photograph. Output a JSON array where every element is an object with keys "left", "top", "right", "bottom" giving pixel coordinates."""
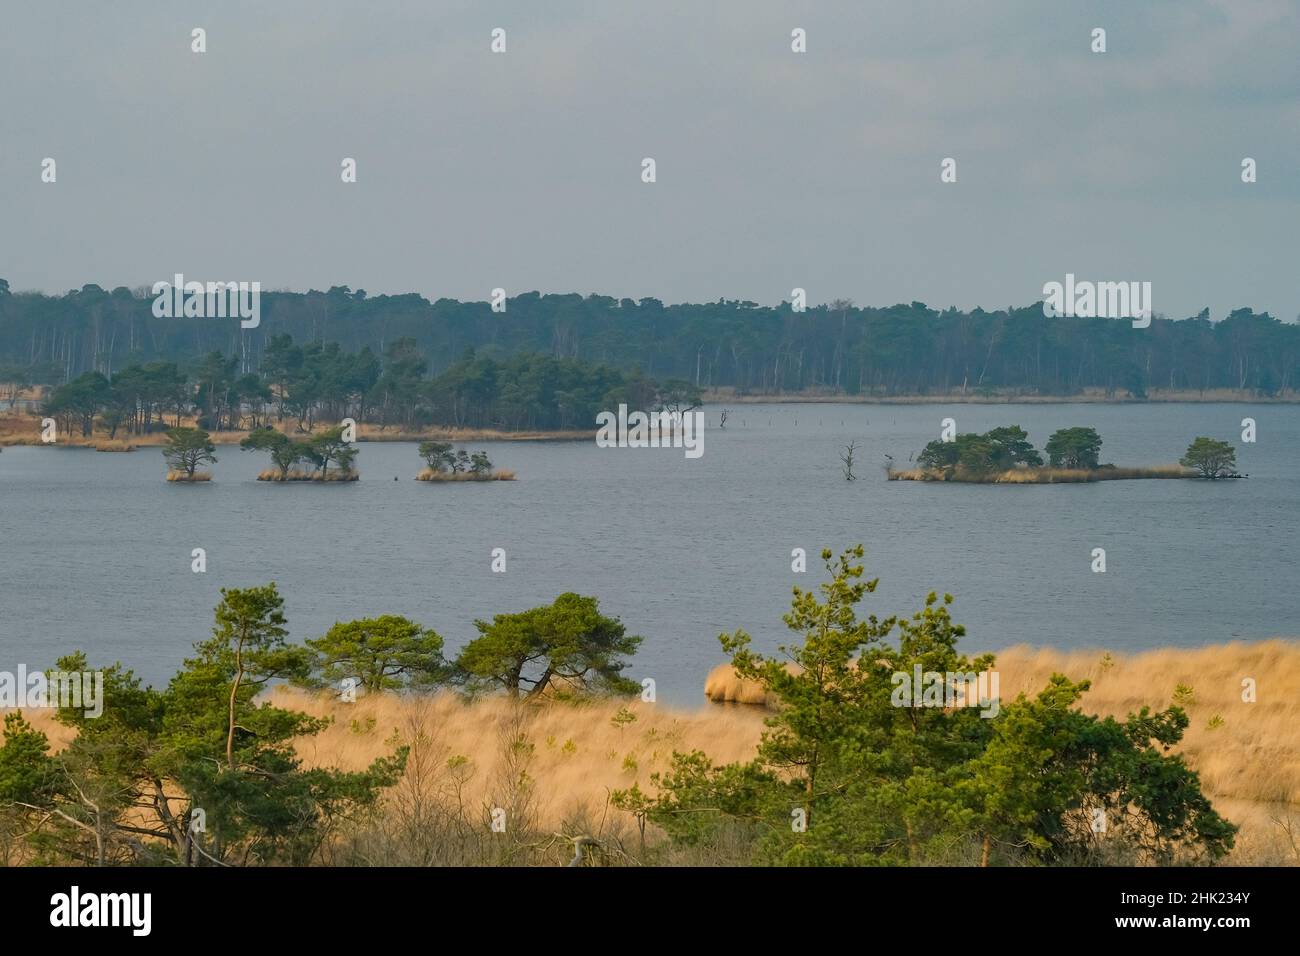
[
  {"left": 415, "top": 467, "right": 516, "bottom": 481},
  {"left": 255, "top": 469, "right": 360, "bottom": 482},
  {"left": 3, "top": 385, "right": 1294, "bottom": 449}
]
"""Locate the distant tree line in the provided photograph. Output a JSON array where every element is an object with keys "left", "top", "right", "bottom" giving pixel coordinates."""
[
  {"left": 36, "top": 344, "right": 700, "bottom": 437},
  {"left": 2, "top": 281, "right": 1297, "bottom": 399}
]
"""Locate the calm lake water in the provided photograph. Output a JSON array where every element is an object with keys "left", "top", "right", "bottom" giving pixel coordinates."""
[{"left": 1, "top": 403, "right": 1294, "bottom": 706}]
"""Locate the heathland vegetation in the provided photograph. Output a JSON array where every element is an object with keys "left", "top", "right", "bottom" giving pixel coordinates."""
[
  {"left": 890, "top": 425, "right": 1240, "bottom": 483},
  {"left": 1, "top": 281, "right": 1297, "bottom": 404},
  {"left": 1, "top": 547, "right": 1268, "bottom": 867}
]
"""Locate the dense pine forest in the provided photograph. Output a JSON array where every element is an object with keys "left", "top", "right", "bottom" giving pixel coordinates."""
[{"left": 1, "top": 282, "right": 1296, "bottom": 418}]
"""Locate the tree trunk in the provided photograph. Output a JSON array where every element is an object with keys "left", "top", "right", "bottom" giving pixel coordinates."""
[
  {"left": 227, "top": 638, "right": 245, "bottom": 768},
  {"left": 525, "top": 666, "right": 554, "bottom": 700}
]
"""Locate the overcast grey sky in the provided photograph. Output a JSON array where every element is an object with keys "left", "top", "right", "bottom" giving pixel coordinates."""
[{"left": 3, "top": 0, "right": 1298, "bottom": 320}]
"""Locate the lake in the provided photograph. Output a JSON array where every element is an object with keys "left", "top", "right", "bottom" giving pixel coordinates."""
[{"left": 1, "top": 402, "right": 1293, "bottom": 706}]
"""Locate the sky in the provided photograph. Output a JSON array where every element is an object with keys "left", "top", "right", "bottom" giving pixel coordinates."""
[{"left": 2, "top": 0, "right": 1298, "bottom": 321}]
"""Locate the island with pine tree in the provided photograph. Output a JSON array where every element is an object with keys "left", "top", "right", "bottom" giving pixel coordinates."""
[{"left": 887, "top": 426, "right": 1243, "bottom": 483}]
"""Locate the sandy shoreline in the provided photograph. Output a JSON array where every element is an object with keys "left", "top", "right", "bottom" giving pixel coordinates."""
[
  {"left": 3, "top": 385, "right": 1295, "bottom": 448},
  {"left": 0, "top": 416, "right": 592, "bottom": 448}
]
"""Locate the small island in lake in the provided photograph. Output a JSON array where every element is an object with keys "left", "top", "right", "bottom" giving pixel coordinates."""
[
  {"left": 887, "top": 426, "right": 1242, "bottom": 483},
  {"left": 414, "top": 441, "right": 515, "bottom": 481},
  {"left": 242, "top": 425, "right": 359, "bottom": 481},
  {"left": 163, "top": 426, "right": 217, "bottom": 482}
]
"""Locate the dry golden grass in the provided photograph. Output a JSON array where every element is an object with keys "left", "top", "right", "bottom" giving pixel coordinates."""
[
  {"left": 6, "top": 642, "right": 1297, "bottom": 863},
  {"left": 276, "top": 689, "right": 765, "bottom": 829},
  {"left": 0, "top": 412, "right": 250, "bottom": 448},
  {"left": 1095, "top": 465, "right": 1191, "bottom": 479},
  {"left": 92, "top": 440, "right": 136, "bottom": 452},
  {"left": 0, "top": 412, "right": 44, "bottom": 445},
  {"left": 355, "top": 423, "right": 586, "bottom": 442},
  {"left": 256, "top": 469, "right": 359, "bottom": 482},
  {"left": 991, "top": 642, "right": 1300, "bottom": 808},
  {"left": 165, "top": 470, "right": 212, "bottom": 482},
  {"left": 291, "top": 639, "right": 1300, "bottom": 853},
  {"left": 0, "top": 385, "right": 47, "bottom": 402},
  {"left": 996, "top": 465, "right": 1191, "bottom": 482},
  {"left": 991, "top": 467, "right": 1093, "bottom": 483},
  {"left": 888, "top": 465, "right": 1193, "bottom": 483},
  {"left": 703, "top": 641, "right": 1300, "bottom": 862},
  {"left": 703, "top": 661, "right": 801, "bottom": 705},
  {"left": 415, "top": 468, "right": 517, "bottom": 482}
]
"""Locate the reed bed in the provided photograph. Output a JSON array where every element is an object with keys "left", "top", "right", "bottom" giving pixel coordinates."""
[
  {"left": 888, "top": 465, "right": 1194, "bottom": 483},
  {"left": 257, "top": 469, "right": 359, "bottom": 482},
  {"left": 415, "top": 468, "right": 516, "bottom": 481},
  {"left": 357, "top": 423, "right": 586, "bottom": 443}
]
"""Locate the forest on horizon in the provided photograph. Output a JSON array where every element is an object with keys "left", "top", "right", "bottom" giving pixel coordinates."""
[{"left": 1, "top": 279, "right": 1296, "bottom": 399}]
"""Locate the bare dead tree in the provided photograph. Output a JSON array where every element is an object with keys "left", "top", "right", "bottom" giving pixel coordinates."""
[{"left": 840, "top": 440, "right": 859, "bottom": 481}]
